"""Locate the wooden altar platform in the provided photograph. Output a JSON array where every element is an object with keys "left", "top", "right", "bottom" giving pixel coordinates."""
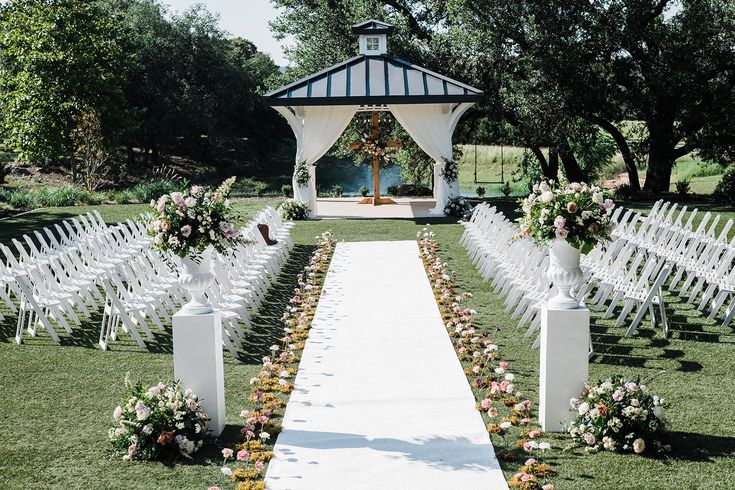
[{"left": 314, "top": 197, "right": 437, "bottom": 219}]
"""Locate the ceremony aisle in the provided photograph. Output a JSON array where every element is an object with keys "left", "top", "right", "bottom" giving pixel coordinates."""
[{"left": 265, "top": 240, "right": 508, "bottom": 489}]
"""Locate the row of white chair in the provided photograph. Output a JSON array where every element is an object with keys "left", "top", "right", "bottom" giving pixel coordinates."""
[{"left": 4, "top": 206, "right": 294, "bottom": 357}]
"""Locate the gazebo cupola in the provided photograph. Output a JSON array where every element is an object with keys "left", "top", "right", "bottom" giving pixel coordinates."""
[{"left": 352, "top": 19, "right": 394, "bottom": 55}]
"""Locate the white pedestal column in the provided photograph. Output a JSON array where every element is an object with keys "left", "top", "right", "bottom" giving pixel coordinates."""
[
  {"left": 173, "top": 311, "right": 226, "bottom": 436},
  {"left": 539, "top": 305, "right": 589, "bottom": 432}
]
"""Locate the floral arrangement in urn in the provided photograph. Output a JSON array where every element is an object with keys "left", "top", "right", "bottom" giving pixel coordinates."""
[
  {"left": 518, "top": 180, "right": 615, "bottom": 250},
  {"left": 148, "top": 177, "right": 246, "bottom": 314},
  {"left": 517, "top": 180, "right": 615, "bottom": 309},
  {"left": 148, "top": 177, "right": 244, "bottom": 258},
  {"left": 109, "top": 378, "right": 209, "bottom": 461},
  {"left": 567, "top": 375, "right": 670, "bottom": 455}
]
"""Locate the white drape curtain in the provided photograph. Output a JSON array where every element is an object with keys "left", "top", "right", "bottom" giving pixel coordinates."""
[
  {"left": 389, "top": 103, "right": 474, "bottom": 214},
  {"left": 275, "top": 105, "right": 358, "bottom": 215}
]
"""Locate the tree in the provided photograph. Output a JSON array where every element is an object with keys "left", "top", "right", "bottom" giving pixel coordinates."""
[
  {"left": 0, "top": 0, "right": 128, "bottom": 169},
  {"left": 71, "top": 110, "right": 112, "bottom": 191},
  {"left": 447, "top": 0, "right": 735, "bottom": 192}
]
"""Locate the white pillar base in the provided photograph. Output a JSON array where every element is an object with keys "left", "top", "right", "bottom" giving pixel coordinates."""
[
  {"left": 539, "top": 305, "right": 590, "bottom": 432},
  {"left": 173, "top": 311, "right": 226, "bottom": 436}
]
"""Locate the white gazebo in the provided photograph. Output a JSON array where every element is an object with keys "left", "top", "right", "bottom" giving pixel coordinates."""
[{"left": 264, "top": 20, "right": 483, "bottom": 217}]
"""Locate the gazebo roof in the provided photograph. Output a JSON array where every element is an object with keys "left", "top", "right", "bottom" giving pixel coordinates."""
[
  {"left": 264, "top": 54, "right": 484, "bottom": 106},
  {"left": 265, "top": 19, "right": 483, "bottom": 107}
]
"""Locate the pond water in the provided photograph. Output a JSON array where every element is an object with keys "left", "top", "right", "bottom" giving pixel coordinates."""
[{"left": 315, "top": 158, "right": 403, "bottom": 195}]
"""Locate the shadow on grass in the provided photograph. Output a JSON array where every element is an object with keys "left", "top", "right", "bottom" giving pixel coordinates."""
[
  {"left": 237, "top": 243, "right": 316, "bottom": 365},
  {"left": 666, "top": 431, "right": 735, "bottom": 462}
]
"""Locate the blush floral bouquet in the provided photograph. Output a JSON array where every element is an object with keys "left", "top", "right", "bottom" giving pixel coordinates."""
[
  {"left": 109, "top": 378, "right": 209, "bottom": 461},
  {"left": 567, "top": 374, "right": 670, "bottom": 455},
  {"left": 517, "top": 180, "right": 615, "bottom": 251},
  {"left": 147, "top": 177, "right": 246, "bottom": 258}
]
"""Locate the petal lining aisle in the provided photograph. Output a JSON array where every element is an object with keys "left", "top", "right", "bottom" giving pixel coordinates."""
[{"left": 265, "top": 240, "right": 508, "bottom": 489}]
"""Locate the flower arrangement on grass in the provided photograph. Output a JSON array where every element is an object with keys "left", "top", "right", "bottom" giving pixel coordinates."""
[
  {"left": 417, "top": 228, "right": 555, "bottom": 489},
  {"left": 109, "top": 378, "right": 209, "bottom": 461},
  {"left": 147, "top": 177, "right": 245, "bottom": 258},
  {"left": 278, "top": 199, "right": 310, "bottom": 221},
  {"left": 441, "top": 157, "right": 459, "bottom": 183},
  {"left": 215, "top": 231, "right": 336, "bottom": 490},
  {"left": 517, "top": 180, "right": 615, "bottom": 250},
  {"left": 444, "top": 195, "right": 472, "bottom": 219},
  {"left": 568, "top": 374, "right": 670, "bottom": 455}
]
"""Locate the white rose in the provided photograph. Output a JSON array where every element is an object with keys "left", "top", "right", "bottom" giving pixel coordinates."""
[
  {"left": 540, "top": 191, "right": 555, "bottom": 203},
  {"left": 633, "top": 438, "right": 646, "bottom": 454},
  {"left": 578, "top": 402, "right": 590, "bottom": 415}
]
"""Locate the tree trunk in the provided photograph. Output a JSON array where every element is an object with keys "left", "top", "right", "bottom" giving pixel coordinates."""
[
  {"left": 558, "top": 140, "right": 586, "bottom": 183},
  {"left": 531, "top": 146, "right": 556, "bottom": 180},
  {"left": 643, "top": 120, "right": 676, "bottom": 193},
  {"left": 590, "top": 116, "right": 641, "bottom": 192},
  {"left": 643, "top": 103, "right": 678, "bottom": 193}
]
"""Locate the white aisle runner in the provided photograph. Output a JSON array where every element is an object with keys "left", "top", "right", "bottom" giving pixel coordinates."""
[{"left": 265, "top": 241, "right": 508, "bottom": 490}]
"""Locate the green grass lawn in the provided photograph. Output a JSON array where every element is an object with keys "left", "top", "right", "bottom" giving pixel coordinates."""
[{"left": 1, "top": 198, "right": 734, "bottom": 488}]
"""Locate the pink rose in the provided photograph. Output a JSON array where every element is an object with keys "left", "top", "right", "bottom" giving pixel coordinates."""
[
  {"left": 181, "top": 225, "right": 192, "bottom": 237},
  {"left": 525, "top": 458, "right": 536, "bottom": 466},
  {"left": 583, "top": 432, "right": 596, "bottom": 445},
  {"left": 542, "top": 485, "right": 555, "bottom": 490},
  {"left": 499, "top": 361, "right": 509, "bottom": 370},
  {"left": 254, "top": 461, "right": 265, "bottom": 473},
  {"left": 612, "top": 389, "right": 624, "bottom": 402},
  {"left": 567, "top": 202, "right": 578, "bottom": 213},
  {"left": 555, "top": 227, "right": 569, "bottom": 239},
  {"left": 487, "top": 407, "right": 498, "bottom": 417},
  {"left": 221, "top": 448, "right": 233, "bottom": 458},
  {"left": 219, "top": 221, "right": 231, "bottom": 233},
  {"left": 480, "top": 399, "right": 492, "bottom": 410},
  {"left": 521, "top": 473, "right": 535, "bottom": 482},
  {"left": 236, "top": 449, "right": 250, "bottom": 461}
]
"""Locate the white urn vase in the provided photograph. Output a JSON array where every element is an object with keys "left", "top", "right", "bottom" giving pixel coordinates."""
[
  {"left": 179, "top": 247, "right": 214, "bottom": 315},
  {"left": 547, "top": 239, "right": 583, "bottom": 309}
]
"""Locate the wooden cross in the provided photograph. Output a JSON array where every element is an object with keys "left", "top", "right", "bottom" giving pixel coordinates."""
[{"left": 349, "top": 111, "right": 401, "bottom": 205}]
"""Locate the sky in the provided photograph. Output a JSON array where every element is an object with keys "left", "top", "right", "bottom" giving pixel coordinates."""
[{"left": 165, "top": 0, "right": 290, "bottom": 66}]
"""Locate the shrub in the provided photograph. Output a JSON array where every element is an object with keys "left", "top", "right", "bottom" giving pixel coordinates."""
[
  {"left": 332, "top": 185, "right": 343, "bottom": 198},
  {"left": 359, "top": 185, "right": 369, "bottom": 197},
  {"left": 444, "top": 196, "right": 472, "bottom": 219},
  {"left": 613, "top": 183, "right": 634, "bottom": 201},
  {"left": 109, "top": 379, "right": 209, "bottom": 461},
  {"left": 568, "top": 374, "right": 670, "bottom": 455},
  {"left": 281, "top": 184, "right": 292, "bottom": 197},
  {"left": 32, "top": 186, "right": 98, "bottom": 207},
  {"left": 8, "top": 190, "right": 32, "bottom": 209},
  {"left": 500, "top": 181, "right": 512, "bottom": 197},
  {"left": 109, "top": 189, "right": 135, "bottom": 204},
  {"left": 476, "top": 186, "right": 486, "bottom": 198},
  {"left": 675, "top": 179, "right": 690, "bottom": 199},
  {"left": 131, "top": 180, "right": 178, "bottom": 203},
  {"left": 714, "top": 166, "right": 735, "bottom": 205},
  {"left": 0, "top": 186, "right": 13, "bottom": 203},
  {"left": 386, "top": 184, "right": 432, "bottom": 196},
  {"left": 278, "top": 199, "right": 310, "bottom": 220}
]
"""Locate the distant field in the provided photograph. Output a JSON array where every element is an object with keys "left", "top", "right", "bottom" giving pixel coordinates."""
[{"left": 457, "top": 144, "right": 726, "bottom": 196}]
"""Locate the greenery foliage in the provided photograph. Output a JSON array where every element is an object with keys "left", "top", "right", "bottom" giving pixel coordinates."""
[
  {"left": 386, "top": 184, "right": 432, "bottom": 197},
  {"left": 476, "top": 186, "right": 486, "bottom": 197},
  {"left": 359, "top": 185, "right": 369, "bottom": 197}
]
